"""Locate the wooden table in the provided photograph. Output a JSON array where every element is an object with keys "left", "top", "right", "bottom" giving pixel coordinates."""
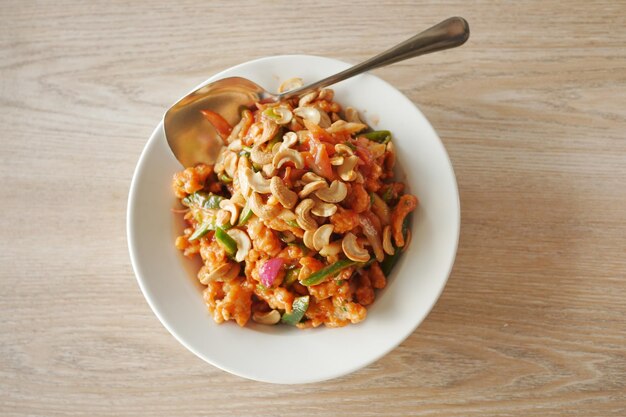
[{"left": 2, "top": 1, "right": 625, "bottom": 416}]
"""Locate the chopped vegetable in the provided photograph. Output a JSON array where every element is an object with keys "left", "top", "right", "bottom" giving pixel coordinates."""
[
  {"left": 281, "top": 296, "right": 309, "bottom": 325},
  {"left": 344, "top": 141, "right": 357, "bottom": 151},
  {"left": 218, "top": 173, "right": 233, "bottom": 183},
  {"left": 215, "top": 227, "right": 237, "bottom": 256},
  {"left": 182, "top": 191, "right": 224, "bottom": 210},
  {"left": 286, "top": 219, "right": 300, "bottom": 228},
  {"left": 189, "top": 220, "right": 213, "bottom": 241},
  {"left": 381, "top": 186, "right": 394, "bottom": 203},
  {"left": 200, "top": 109, "right": 233, "bottom": 141},
  {"left": 238, "top": 203, "right": 253, "bottom": 225},
  {"left": 259, "top": 257, "right": 285, "bottom": 287},
  {"left": 381, "top": 249, "right": 401, "bottom": 276},
  {"left": 301, "top": 259, "right": 357, "bottom": 286},
  {"left": 263, "top": 107, "right": 281, "bottom": 120},
  {"left": 361, "top": 130, "right": 391, "bottom": 144},
  {"left": 284, "top": 268, "right": 301, "bottom": 287}
]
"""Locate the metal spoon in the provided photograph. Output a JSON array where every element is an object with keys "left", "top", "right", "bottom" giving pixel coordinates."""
[{"left": 164, "top": 17, "right": 469, "bottom": 167}]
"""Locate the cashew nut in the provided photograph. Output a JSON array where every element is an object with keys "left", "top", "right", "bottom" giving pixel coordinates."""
[
  {"left": 326, "top": 120, "right": 367, "bottom": 134},
  {"left": 252, "top": 310, "right": 281, "bottom": 325},
  {"left": 237, "top": 160, "right": 252, "bottom": 197},
  {"left": 334, "top": 143, "right": 354, "bottom": 156},
  {"left": 311, "top": 199, "right": 337, "bottom": 217},
  {"left": 273, "top": 107, "right": 293, "bottom": 125},
  {"left": 345, "top": 107, "right": 363, "bottom": 124},
  {"left": 219, "top": 199, "right": 241, "bottom": 225},
  {"left": 273, "top": 148, "right": 304, "bottom": 169},
  {"left": 341, "top": 233, "right": 370, "bottom": 263},
  {"left": 249, "top": 192, "right": 279, "bottom": 220},
  {"left": 250, "top": 145, "right": 273, "bottom": 165},
  {"left": 337, "top": 155, "right": 359, "bottom": 182},
  {"left": 298, "top": 179, "right": 327, "bottom": 198},
  {"left": 294, "top": 106, "right": 321, "bottom": 125},
  {"left": 303, "top": 230, "right": 316, "bottom": 251},
  {"left": 255, "top": 118, "right": 279, "bottom": 146},
  {"left": 198, "top": 262, "right": 240, "bottom": 284},
  {"left": 329, "top": 155, "right": 344, "bottom": 166},
  {"left": 215, "top": 209, "right": 231, "bottom": 227},
  {"left": 313, "top": 224, "right": 334, "bottom": 251},
  {"left": 280, "top": 131, "right": 298, "bottom": 150},
  {"left": 262, "top": 163, "right": 277, "bottom": 178},
  {"left": 301, "top": 172, "right": 324, "bottom": 184},
  {"left": 244, "top": 168, "right": 271, "bottom": 194},
  {"left": 230, "top": 191, "right": 246, "bottom": 207},
  {"left": 278, "top": 77, "right": 303, "bottom": 93},
  {"left": 295, "top": 198, "right": 317, "bottom": 231},
  {"left": 223, "top": 151, "right": 239, "bottom": 179},
  {"left": 319, "top": 241, "right": 342, "bottom": 257},
  {"left": 226, "top": 228, "right": 251, "bottom": 262},
  {"left": 382, "top": 225, "right": 395, "bottom": 256},
  {"left": 227, "top": 139, "right": 243, "bottom": 152},
  {"left": 270, "top": 176, "right": 298, "bottom": 209},
  {"left": 315, "top": 180, "right": 348, "bottom": 203},
  {"left": 298, "top": 91, "right": 318, "bottom": 107},
  {"left": 318, "top": 108, "right": 332, "bottom": 128},
  {"left": 317, "top": 88, "right": 334, "bottom": 101},
  {"left": 277, "top": 208, "right": 297, "bottom": 224}
]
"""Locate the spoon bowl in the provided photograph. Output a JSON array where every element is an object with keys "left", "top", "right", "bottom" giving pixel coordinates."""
[{"left": 164, "top": 17, "right": 469, "bottom": 167}]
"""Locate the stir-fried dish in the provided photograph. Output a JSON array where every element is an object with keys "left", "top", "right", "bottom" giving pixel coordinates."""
[{"left": 172, "top": 78, "right": 418, "bottom": 328}]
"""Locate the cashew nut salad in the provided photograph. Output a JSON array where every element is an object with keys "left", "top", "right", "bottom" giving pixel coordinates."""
[{"left": 172, "top": 78, "right": 418, "bottom": 328}]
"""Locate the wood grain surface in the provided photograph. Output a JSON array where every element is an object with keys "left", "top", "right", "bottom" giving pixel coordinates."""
[{"left": 1, "top": 1, "right": 625, "bottom": 416}]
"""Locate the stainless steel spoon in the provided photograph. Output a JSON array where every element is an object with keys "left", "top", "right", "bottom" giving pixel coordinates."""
[{"left": 165, "top": 17, "right": 469, "bottom": 167}]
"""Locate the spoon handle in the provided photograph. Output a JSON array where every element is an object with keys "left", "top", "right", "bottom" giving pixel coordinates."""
[{"left": 278, "top": 17, "right": 469, "bottom": 100}]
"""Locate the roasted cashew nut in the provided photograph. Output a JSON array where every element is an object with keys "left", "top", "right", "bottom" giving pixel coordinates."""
[
  {"left": 295, "top": 198, "right": 317, "bottom": 231},
  {"left": 270, "top": 176, "right": 298, "bottom": 209},
  {"left": 342, "top": 232, "right": 370, "bottom": 263},
  {"left": 315, "top": 180, "right": 348, "bottom": 203}
]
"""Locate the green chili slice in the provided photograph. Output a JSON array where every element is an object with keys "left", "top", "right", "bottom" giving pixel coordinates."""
[
  {"left": 361, "top": 130, "right": 391, "bottom": 143},
  {"left": 281, "top": 296, "right": 310, "bottom": 325},
  {"left": 189, "top": 220, "right": 213, "bottom": 241},
  {"left": 182, "top": 191, "right": 224, "bottom": 209},
  {"left": 238, "top": 203, "right": 253, "bottom": 225},
  {"left": 284, "top": 268, "right": 301, "bottom": 287},
  {"left": 215, "top": 227, "right": 237, "bottom": 256},
  {"left": 300, "top": 259, "right": 357, "bottom": 286}
]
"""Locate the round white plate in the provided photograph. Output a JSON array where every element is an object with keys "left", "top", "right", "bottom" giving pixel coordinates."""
[{"left": 127, "top": 55, "right": 460, "bottom": 384}]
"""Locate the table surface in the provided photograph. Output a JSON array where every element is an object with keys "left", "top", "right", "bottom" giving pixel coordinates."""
[{"left": 2, "top": 1, "right": 625, "bottom": 416}]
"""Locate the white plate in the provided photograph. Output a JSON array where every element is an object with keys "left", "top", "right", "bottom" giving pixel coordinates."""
[{"left": 127, "top": 55, "right": 460, "bottom": 384}]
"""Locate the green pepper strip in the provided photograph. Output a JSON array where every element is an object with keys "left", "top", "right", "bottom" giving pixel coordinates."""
[
  {"left": 182, "top": 191, "right": 224, "bottom": 209},
  {"left": 300, "top": 259, "right": 357, "bottom": 286},
  {"left": 215, "top": 227, "right": 237, "bottom": 256},
  {"left": 381, "top": 187, "right": 394, "bottom": 203},
  {"left": 262, "top": 107, "right": 280, "bottom": 120},
  {"left": 218, "top": 173, "right": 233, "bottom": 183},
  {"left": 362, "top": 130, "right": 391, "bottom": 143},
  {"left": 344, "top": 141, "right": 357, "bottom": 151},
  {"left": 238, "top": 203, "right": 253, "bottom": 225},
  {"left": 281, "top": 296, "right": 310, "bottom": 325},
  {"left": 381, "top": 249, "right": 401, "bottom": 276},
  {"left": 189, "top": 220, "right": 213, "bottom": 241},
  {"left": 286, "top": 219, "right": 300, "bottom": 228},
  {"left": 283, "top": 268, "right": 301, "bottom": 287}
]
